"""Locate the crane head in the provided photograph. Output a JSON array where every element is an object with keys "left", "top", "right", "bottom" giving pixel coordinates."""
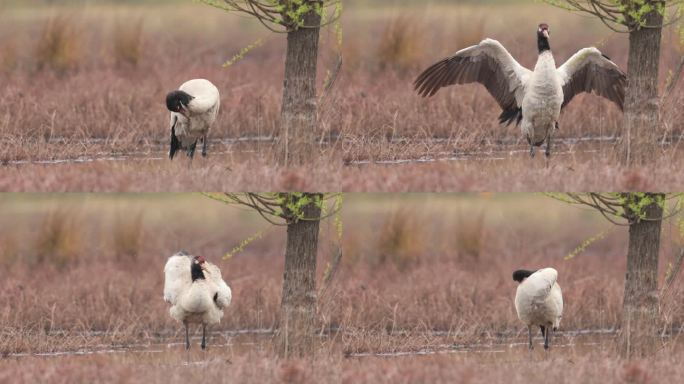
[
  {"left": 538, "top": 23, "right": 549, "bottom": 39},
  {"left": 512, "top": 269, "right": 537, "bottom": 283}
]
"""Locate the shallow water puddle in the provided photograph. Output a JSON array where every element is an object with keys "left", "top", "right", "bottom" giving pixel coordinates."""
[
  {"left": 7, "top": 348, "right": 164, "bottom": 358},
  {"left": 5, "top": 341, "right": 247, "bottom": 359},
  {"left": 346, "top": 339, "right": 610, "bottom": 359},
  {"left": 41, "top": 136, "right": 276, "bottom": 146},
  {"left": 346, "top": 327, "right": 684, "bottom": 359},
  {"left": 5, "top": 134, "right": 671, "bottom": 167},
  {"left": 347, "top": 149, "right": 597, "bottom": 165},
  {"left": 5, "top": 328, "right": 679, "bottom": 360},
  {"left": 3, "top": 329, "right": 274, "bottom": 359},
  {"left": 3, "top": 152, "right": 234, "bottom": 166}
]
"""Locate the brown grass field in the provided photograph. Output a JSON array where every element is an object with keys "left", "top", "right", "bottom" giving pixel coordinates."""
[
  {"left": 0, "top": 1, "right": 683, "bottom": 191},
  {"left": 1, "top": 194, "right": 683, "bottom": 382}
]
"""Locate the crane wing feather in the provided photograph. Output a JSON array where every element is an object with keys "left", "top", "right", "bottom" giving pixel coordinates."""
[
  {"left": 163, "top": 254, "right": 192, "bottom": 305},
  {"left": 557, "top": 47, "right": 626, "bottom": 110},
  {"left": 179, "top": 79, "right": 220, "bottom": 115},
  {"left": 203, "top": 262, "right": 232, "bottom": 309},
  {"left": 414, "top": 38, "right": 531, "bottom": 124},
  {"left": 525, "top": 268, "right": 558, "bottom": 304}
]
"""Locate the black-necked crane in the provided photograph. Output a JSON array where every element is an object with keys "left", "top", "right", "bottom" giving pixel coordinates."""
[
  {"left": 513, "top": 268, "right": 563, "bottom": 350},
  {"left": 415, "top": 23, "right": 626, "bottom": 157},
  {"left": 163, "top": 252, "right": 232, "bottom": 350},
  {"left": 165, "top": 79, "right": 220, "bottom": 159}
]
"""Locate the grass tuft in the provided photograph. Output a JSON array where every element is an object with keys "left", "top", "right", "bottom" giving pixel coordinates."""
[
  {"left": 34, "top": 16, "right": 81, "bottom": 74},
  {"left": 376, "top": 16, "right": 423, "bottom": 75},
  {"left": 112, "top": 211, "right": 144, "bottom": 262},
  {"left": 35, "top": 209, "right": 82, "bottom": 268},
  {"left": 112, "top": 18, "right": 144, "bottom": 68},
  {"left": 455, "top": 209, "right": 485, "bottom": 261},
  {"left": 376, "top": 209, "right": 423, "bottom": 270}
]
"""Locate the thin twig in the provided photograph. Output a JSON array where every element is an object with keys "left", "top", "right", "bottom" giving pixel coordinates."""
[
  {"left": 662, "top": 248, "right": 684, "bottom": 296},
  {"left": 663, "top": 53, "right": 684, "bottom": 101}
]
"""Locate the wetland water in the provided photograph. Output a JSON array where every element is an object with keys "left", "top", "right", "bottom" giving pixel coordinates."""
[
  {"left": 3, "top": 136, "right": 668, "bottom": 166},
  {"left": 7, "top": 328, "right": 679, "bottom": 360}
]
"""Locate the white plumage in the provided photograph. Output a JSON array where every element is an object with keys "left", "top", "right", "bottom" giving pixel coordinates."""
[
  {"left": 163, "top": 252, "right": 232, "bottom": 350},
  {"left": 165, "top": 79, "right": 220, "bottom": 159},
  {"left": 513, "top": 268, "right": 563, "bottom": 350},
  {"left": 415, "top": 23, "right": 625, "bottom": 158}
]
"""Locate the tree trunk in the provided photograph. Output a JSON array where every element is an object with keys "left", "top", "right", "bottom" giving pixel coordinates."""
[
  {"left": 277, "top": 195, "right": 322, "bottom": 358},
  {"left": 619, "top": 194, "right": 663, "bottom": 358},
  {"left": 618, "top": 9, "right": 663, "bottom": 166},
  {"left": 277, "top": 9, "right": 321, "bottom": 167}
]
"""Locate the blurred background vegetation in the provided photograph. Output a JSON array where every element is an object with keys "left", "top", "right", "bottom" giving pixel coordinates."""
[
  {"left": 1, "top": 193, "right": 683, "bottom": 355},
  {"left": 2, "top": 0, "right": 533, "bottom": 6}
]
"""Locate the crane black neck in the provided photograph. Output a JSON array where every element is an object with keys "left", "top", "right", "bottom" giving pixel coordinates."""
[
  {"left": 191, "top": 262, "right": 205, "bottom": 281},
  {"left": 538, "top": 33, "right": 550, "bottom": 53}
]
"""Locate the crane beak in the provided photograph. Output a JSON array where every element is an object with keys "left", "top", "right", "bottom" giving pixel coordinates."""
[{"left": 542, "top": 30, "right": 549, "bottom": 39}]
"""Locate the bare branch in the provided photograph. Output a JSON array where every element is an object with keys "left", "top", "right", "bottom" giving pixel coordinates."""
[
  {"left": 663, "top": 248, "right": 684, "bottom": 292},
  {"left": 207, "top": 193, "right": 342, "bottom": 227},
  {"left": 544, "top": 0, "right": 684, "bottom": 32},
  {"left": 663, "top": 53, "right": 684, "bottom": 100},
  {"left": 200, "top": 0, "right": 342, "bottom": 33},
  {"left": 554, "top": 193, "right": 681, "bottom": 226},
  {"left": 318, "top": 245, "right": 342, "bottom": 298}
]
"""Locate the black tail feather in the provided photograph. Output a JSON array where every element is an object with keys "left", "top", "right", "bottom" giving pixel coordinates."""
[
  {"left": 498, "top": 107, "right": 522, "bottom": 127},
  {"left": 169, "top": 121, "right": 180, "bottom": 160}
]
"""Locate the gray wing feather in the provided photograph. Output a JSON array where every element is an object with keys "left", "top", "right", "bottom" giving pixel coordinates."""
[
  {"left": 557, "top": 48, "right": 626, "bottom": 110},
  {"left": 414, "top": 39, "right": 531, "bottom": 115}
]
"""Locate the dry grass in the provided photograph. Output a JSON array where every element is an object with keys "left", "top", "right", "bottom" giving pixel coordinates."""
[
  {"left": 4, "top": 343, "right": 684, "bottom": 384},
  {"left": 34, "top": 16, "right": 82, "bottom": 74},
  {"left": 112, "top": 18, "right": 144, "bottom": 68},
  {"left": 340, "top": 150, "right": 684, "bottom": 192},
  {"left": 34, "top": 208, "right": 83, "bottom": 268},
  {"left": 1, "top": 193, "right": 683, "bottom": 381},
  {"left": 376, "top": 16, "right": 425, "bottom": 74},
  {"left": 0, "top": 3, "right": 683, "bottom": 190},
  {"left": 1, "top": 194, "right": 683, "bottom": 358},
  {"left": 112, "top": 211, "right": 144, "bottom": 262},
  {"left": 2, "top": 149, "right": 684, "bottom": 191},
  {"left": 0, "top": 153, "right": 344, "bottom": 191}
]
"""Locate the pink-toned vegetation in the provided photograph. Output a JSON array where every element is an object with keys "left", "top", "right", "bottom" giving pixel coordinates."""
[
  {"left": 4, "top": 344, "right": 684, "bottom": 384},
  {"left": 1, "top": 194, "right": 682, "bottom": 377},
  {"left": 0, "top": 3, "right": 683, "bottom": 190}
]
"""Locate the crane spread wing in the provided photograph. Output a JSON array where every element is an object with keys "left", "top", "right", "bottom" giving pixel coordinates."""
[
  {"left": 556, "top": 47, "right": 626, "bottom": 110},
  {"left": 414, "top": 38, "right": 532, "bottom": 125}
]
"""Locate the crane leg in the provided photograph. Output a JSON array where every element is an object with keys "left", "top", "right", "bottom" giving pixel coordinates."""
[
  {"left": 545, "top": 135, "right": 552, "bottom": 158},
  {"left": 544, "top": 326, "right": 551, "bottom": 350},
  {"left": 201, "top": 135, "right": 208, "bottom": 157},
  {"left": 187, "top": 142, "right": 197, "bottom": 159},
  {"left": 528, "top": 326, "right": 534, "bottom": 350},
  {"left": 526, "top": 135, "right": 535, "bottom": 158},
  {"left": 201, "top": 324, "right": 207, "bottom": 350},
  {"left": 184, "top": 322, "right": 190, "bottom": 350}
]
